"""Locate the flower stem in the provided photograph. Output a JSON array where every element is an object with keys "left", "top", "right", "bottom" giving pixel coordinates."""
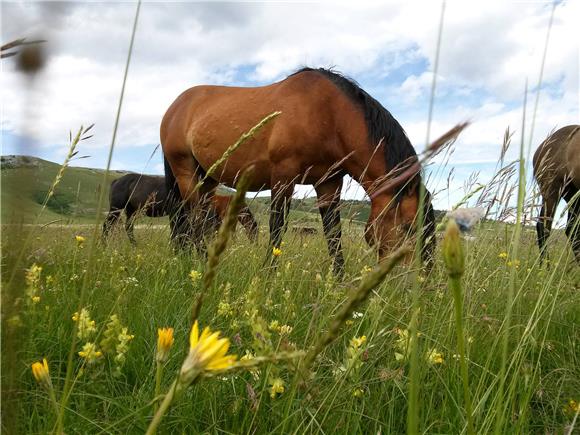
[
  {"left": 146, "top": 380, "right": 178, "bottom": 435},
  {"left": 449, "top": 276, "right": 474, "bottom": 435},
  {"left": 154, "top": 361, "right": 163, "bottom": 413}
]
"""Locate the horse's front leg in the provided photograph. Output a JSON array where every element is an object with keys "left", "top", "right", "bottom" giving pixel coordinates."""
[
  {"left": 315, "top": 178, "right": 345, "bottom": 278},
  {"left": 537, "top": 195, "right": 558, "bottom": 265}
]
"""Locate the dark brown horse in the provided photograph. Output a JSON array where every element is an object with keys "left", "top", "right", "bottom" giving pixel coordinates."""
[
  {"left": 534, "top": 125, "right": 580, "bottom": 263},
  {"left": 102, "top": 173, "right": 258, "bottom": 245},
  {"left": 161, "top": 67, "right": 435, "bottom": 274}
]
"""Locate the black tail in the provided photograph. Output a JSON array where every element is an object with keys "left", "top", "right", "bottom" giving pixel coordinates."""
[{"left": 164, "top": 156, "right": 188, "bottom": 246}]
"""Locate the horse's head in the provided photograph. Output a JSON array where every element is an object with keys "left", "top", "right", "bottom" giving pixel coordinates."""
[{"left": 365, "top": 179, "right": 436, "bottom": 268}]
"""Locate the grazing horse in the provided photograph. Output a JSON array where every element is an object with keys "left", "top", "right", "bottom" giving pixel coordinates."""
[
  {"left": 533, "top": 125, "right": 580, "bottom": 263},
  {"left": 102, "top": 173, "right": 258, "bottom": 245},
  {"left": 161, "top": 67, "right": 435, "bottom": 274}
]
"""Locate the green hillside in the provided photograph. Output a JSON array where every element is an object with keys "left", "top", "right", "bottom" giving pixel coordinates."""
[
  {"left": 1, "top": 155, "right": 131, "bottom": 224},
  {"left": 1, "top": 155, "right": 411, "bottom": 227}
]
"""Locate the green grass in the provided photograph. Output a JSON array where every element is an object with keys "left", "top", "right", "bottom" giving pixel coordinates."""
[{"left": 2, "top": 213, "right": 579, "bottom": 433}]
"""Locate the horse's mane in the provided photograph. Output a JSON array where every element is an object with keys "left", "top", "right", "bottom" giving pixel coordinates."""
[{"left": 290, "top": 67, "right": 418, "bottom": 181}]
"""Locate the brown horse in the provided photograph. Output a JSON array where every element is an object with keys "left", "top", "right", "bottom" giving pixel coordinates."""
[
  {"left": 161, "top": 67, "right": 435, "bottom": 274},
  {"left": 533, "top": 125, "right": 580, "bottom": 263},
  {"left": 102, "top": 173, "right": 258, "bottom": 245}
]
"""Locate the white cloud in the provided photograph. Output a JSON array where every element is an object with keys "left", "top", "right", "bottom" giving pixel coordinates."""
[{"left": 1, "top": 0, "right": 577, "bottom": 204}]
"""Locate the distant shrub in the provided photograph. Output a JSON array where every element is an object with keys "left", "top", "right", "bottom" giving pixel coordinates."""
[{"left": 32, "top": 190, "right": 75, "bottom": 215}]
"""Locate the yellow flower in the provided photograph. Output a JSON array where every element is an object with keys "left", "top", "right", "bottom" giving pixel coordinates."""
[
  {"left": 279, "top": 325, "right": 293, "bottom": 336},
  {"left": 498, "top": 252, "right": 508, "bottom": 259},
  {"left": 345, "top": 320, "right": 354, "bottom": 326},
  {"left": 268, "top": 320, "right": 280, "bottom": 332},
  {"left": 75, "top": 235, "right": 85, "bottom": 246},
  {"left": 31, "top": 296, "right": 41, "bottom": 304},
  {"left": 352, "top": 388, "right": 364, "bottom": 398},
  {"left": 361, "top": 265, "right": 372, "bottom": 274},
  {"left": 350, "top": 335, "right": 367, "bottom": 349},
  {"left": 31, "top": 358, "right": 50, "bottom": 386},
  {"left": 507, "top": 259, "right": 520, "bottom": 268},
  {"left": 78, "top": 342, "right": 103, "bottom": 363},
  {"left": 72, "top": 308, "right": 96, "bottom": 340},
  {"left": 156, "top": 327, "right": 174, "bottom": 363},
  {"left": 564, "top": 399, "right": 579, "bottom": 416},
  {"left": 272, "top": 247, "right": 282, "bottom": 257},
  {"left": 426, "top": 348, "right": 444, "bottom": 365},
  {"left": 189, "top": 270, "right": 202, "bottom": 284},
  {"left": 179, "top": 321, "right": 237, "bottom": 386},
  {"left": 269, "top": 377, "right": 285, "bottom": 399}
]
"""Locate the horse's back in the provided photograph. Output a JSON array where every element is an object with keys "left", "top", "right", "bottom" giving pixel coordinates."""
[
  {"left": 160, "top": 72, "right": 353, "bottom": 188},
  {"left": 534, "top": 125, "right": 580, "bottom": 193}
]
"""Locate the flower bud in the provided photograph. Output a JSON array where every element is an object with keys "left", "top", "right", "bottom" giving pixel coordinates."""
[
  {"left": 442, "top": 219, "right": 465, "bottom": 278},
  {"left": 156, "top": 327, "right": 174, "bottom": 363}
]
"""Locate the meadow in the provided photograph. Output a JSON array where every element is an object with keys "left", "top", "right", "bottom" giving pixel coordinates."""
[{"left": 2, "top": 198, "right": 579, "bottom": 433}]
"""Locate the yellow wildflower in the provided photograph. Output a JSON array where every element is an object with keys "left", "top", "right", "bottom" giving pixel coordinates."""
[
  {"left": 268, "top": 320, "right": 280, "bottom": 332},
  {"left": 352, "top": 388, "right": 364, "bottom": 398},
  {"left": 350, "top": 335, "right": 367, "bottom": 349},
  {"left": 426, "top": 348, "right": 444, "bottom": 365},
  {"left": 279, "top": 325, "right": 293, "bottom": 336},
  {"left": 31, "top": 296, "right": 41, "bottom": 304},
  {"left": 31, "top": 358, "right": 50, "bottom": 386},
  {"left": 498, "top": 252, "right": 508, "bottom": 259},
  {"left": 179, "top": 320, "right": 237, "bottom": 386},
  {"left": 75, "top": 235, "right": 85, "bottom": 247},
  {"left": 507, "top": 259, "right": 520, "bottom": 268},
  {"left": 72, "top": 308, "right": 96, "bottom": 340},
  {"left": 156, "top": 327, "right": 174, "bottom": 363},
  {"left": 564, "top": 399, "right": 580, "bottom": 416},
  {"left": 189, "top": 270, "right": 202, "bottom": 284},
  {"left": 78, "top": 342, "right": 103, "bottom": 363},
  {"left": 361, "top": 265, "right": 372, "bottom": 274},
  {"left": 272, "top": 247, "right": 282, "bottom": 257},
  {"left": 217, "top": 302, "right": 233, "bottom": 318},
  {"left": 269, "top": 377, "right": 285, "bottom": 399},
  {"left": 345, "top": 319, "right": 354, "bottom": 326}
]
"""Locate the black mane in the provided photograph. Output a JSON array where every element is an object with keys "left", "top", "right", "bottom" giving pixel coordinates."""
[{"left": 290, "top": 67, "right": 418, "bottom": 177}]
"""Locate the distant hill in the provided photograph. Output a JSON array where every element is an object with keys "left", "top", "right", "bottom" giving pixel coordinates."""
[
  {"left": 1, "top": 155, "right": 133, "bottom": 223},
  {"left": 1, "top": 155, "right": 443, "bottom": 225}
]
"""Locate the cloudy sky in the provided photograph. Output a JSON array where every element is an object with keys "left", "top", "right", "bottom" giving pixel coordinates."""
[{"left": 1, "top": 0, "right": 578, "bottom": 212}]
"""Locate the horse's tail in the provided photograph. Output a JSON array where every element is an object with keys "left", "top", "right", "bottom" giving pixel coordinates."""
[
  {"left": 164, "top": 156, "right": 187, "bottom": 245},
  {"left": 164, "top": 156, "right": 180, "bottom": 211}
]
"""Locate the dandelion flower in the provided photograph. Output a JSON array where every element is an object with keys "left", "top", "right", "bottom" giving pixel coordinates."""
[
  {"left": 179, "top": 321, "right": 237, "bottom": 386},
  {"left": 156, "top": 327, "right": 174, "bottom": 363},
  {"left": 498, "top": 252, "right": 508, "bottom": 259},
  {"left": 31, "top": 358, "right": 50, "bottom": 386},
  {"left": 269, "top": 377, "right": 285, "bottom": 399},
  {"left": 272, "top": 247, "right": 282, "bottom": 257},
  {"left": 75, "top": 235, "right": 85, "bottom": 247},
  {"left": 31, "top": 296, "right": 41, "bottom": 304}
]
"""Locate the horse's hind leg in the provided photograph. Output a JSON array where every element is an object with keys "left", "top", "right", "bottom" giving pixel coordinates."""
[
  {"left": 564, "top": 191, "right": 580, "bottom": 263},
  {"left": 125, "top": 206, "right": 138, "bottom": 246},
  {"left": 267, "top": 180, "right": 295, "bottom": 266},
  {"left": 537, "top": 195, "right": 558, "bottom": 264},
  {"left": 238, "top": 205, "right": 259, "bottom": 243},
  {"left": 166, "top": 152, "right": 217, "bottom": 256},
  {"left": 315, "top": 179, "right": 345, "bottom": 278},
  {"left": 102, "top": 208, "right": 122, "bottom": 242}
]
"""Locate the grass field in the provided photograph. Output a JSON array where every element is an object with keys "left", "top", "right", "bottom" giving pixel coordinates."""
[{"left": 2, "top": 197, "right": 579, "bottom": 433}]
